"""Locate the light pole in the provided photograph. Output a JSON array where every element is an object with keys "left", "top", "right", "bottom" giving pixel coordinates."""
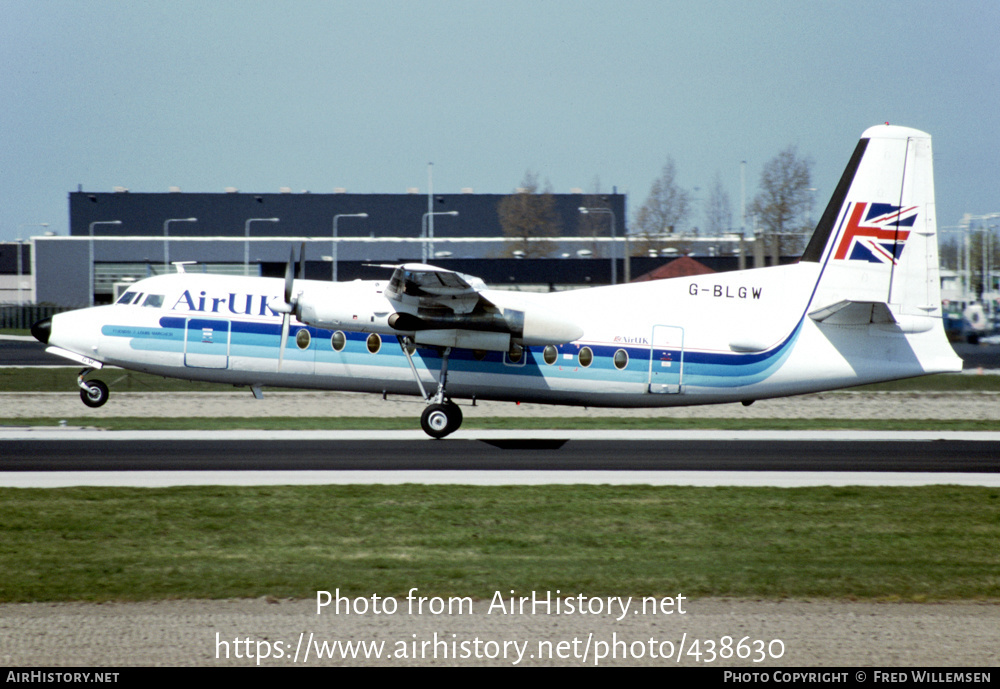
[
  {"left": 163, "top": 217, "right": 197, "bottom": 271},
  {"left": 332, "top": 213, "right": 368, "bottom": 282},
  {"left": 963, "top": 213, "right": 1000, "bottom": 298},
  {"left": 88, "top": 220, "right": 121, "bottom": 306},
  {"left": 740, "top": 160, "right": 747, "bottom": 238},
  {"left": 579, "top": 207, "right": 621, "bottom": 284},
  {"left": 16, "top": 224, "right": 48, "bottom": 306},
  {"left": 421, "top": 211, "right": 458, "bottom": 262},
  {"left": 244, "top": 218, "right": 279, "bottom": 276},
  {"left": 987, "top": 216, "right": 1000, "bottom": 298}
]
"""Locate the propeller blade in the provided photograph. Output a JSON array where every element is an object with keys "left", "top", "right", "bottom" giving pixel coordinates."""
[
  {"left": 278, "top": 312, "right": 290, "bottom": 370},
  {"left": 283, "top": 246, "right": 295, "bottom": 305},
  {"left": 279, "top": 243, "right": 305, "bottom": 368}
]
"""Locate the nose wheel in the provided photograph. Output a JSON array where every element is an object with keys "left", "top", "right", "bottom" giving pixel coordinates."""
[
  {"left": 421, "top": 401, "right": 463, "bottom": 439},
  {"left": 77, "top": 368, "right": 110, "bottom": 408},
  {"left": 80, "top": 379, "right": 109, "bottom": 408}
]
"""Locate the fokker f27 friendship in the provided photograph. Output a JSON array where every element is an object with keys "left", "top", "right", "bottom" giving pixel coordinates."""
[{"left": 32, "top": 125, "right": 962, "bottom": 437}]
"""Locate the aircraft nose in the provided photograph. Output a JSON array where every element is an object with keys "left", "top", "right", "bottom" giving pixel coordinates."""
[{"left": 31, "top": 318, "right": 51, "bottom": 345}]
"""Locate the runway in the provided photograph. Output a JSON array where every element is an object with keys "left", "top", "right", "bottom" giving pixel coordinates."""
[
  {"left": 4, "top": 333, "right": 1000, "bottom": 488},
  {"left": 3, "top": 429, "right": 999, "bottom": 487}
]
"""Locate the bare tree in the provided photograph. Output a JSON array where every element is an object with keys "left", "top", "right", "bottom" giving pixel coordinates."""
[
  {"left": 633, "top": 158, "right": 691, "bottom": 236},
  {"left": 749, "top": 145, "right": 814, "bottom": 256},
  {"left": 497, "top": 171, "right": 562, "bottom": 258},
  {"left": 704, "top": 171, "right": 732, "bottom": 236}
]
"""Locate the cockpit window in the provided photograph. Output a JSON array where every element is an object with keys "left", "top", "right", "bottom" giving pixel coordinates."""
[
  {"left": 117, "top": 291, "right": 138, "bottom": 305},
  {"left": 142, "top": 294, "right": 164, "bottom": 308}
]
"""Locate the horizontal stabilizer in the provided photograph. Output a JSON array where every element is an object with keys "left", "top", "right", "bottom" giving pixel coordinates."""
[
  {"left": 808, "top": 300, "right": 936, "bottom": 333},
  {"left": 808, "top": 300, "right": 895, "bottom": 325}
]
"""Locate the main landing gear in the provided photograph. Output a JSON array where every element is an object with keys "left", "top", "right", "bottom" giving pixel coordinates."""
[
  {"left": 399, "top": 338, "right": 463, "bottom": 439},
  {"left": 420, "top": 401, "right": 463, "bottom": 440},
  {"left": 78, "top": 368, "right": 109, "bottom": 408}
]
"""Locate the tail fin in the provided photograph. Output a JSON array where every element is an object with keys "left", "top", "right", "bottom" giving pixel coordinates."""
[{"left": 804, "top": 124, "right": 941, "bottom": 326}]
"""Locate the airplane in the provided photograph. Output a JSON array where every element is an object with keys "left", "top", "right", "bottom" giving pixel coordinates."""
[{"left": 31, "top": 124, "right": 962, "bottom": 438}]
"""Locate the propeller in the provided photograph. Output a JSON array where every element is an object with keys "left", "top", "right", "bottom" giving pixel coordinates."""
[{"left": 272, "top": 243, "right": 307, "bottom": 369}]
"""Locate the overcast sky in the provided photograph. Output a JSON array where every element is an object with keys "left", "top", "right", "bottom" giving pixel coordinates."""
[{"left": 2, "top": 0, "right": 998, "bottom": 243}]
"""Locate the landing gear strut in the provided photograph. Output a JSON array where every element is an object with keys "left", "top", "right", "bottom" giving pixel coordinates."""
[
  {"left": 77, "top": 369, "right": 109, "bottom": 408},
  {"left": 400, "top": 339, "right": 463, "bottom": 438}
]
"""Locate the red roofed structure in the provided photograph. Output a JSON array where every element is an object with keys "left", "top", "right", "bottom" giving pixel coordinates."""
[{"left": 631, "top": 255, "right": 716, "bottom": 282}]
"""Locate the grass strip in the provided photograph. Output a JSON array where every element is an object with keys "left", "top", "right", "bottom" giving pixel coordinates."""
[{"left": 0, "top": 485, "right": 997, "bottom": 603}]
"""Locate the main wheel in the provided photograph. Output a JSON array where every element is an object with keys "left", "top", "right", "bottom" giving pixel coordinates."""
[
  {"left": 421, "top": 404, "right": 451, "bottom": 438},
  {"left": 80, "top": 379, "right": 109, "bottom": 408},
  {"left": 420, "top": 402, "right": 463, "bottom": 439},
  {"left": 444, "top": 400, "right": 463, "bottom": 432}
]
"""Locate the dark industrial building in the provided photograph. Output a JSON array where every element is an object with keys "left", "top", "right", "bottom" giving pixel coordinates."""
[{"left": 18, "top": 188, "right": 759, "bottom": 307}]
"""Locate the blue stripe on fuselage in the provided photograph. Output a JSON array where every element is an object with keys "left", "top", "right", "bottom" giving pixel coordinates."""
[{"left": 93, "top": 313, "right": 803, "bottom": 389}]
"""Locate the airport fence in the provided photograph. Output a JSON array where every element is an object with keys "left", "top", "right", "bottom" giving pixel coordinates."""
[{"left": 0, "top": 304, "right": 75, "bottom": 330}]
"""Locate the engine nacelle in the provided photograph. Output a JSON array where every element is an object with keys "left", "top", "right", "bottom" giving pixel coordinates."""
[
  {"left": 386, "top": 306, "right": 582, "bottom": 347},
  {"left": 296, "top": 281, "right": 396, "bottom": 333},
  {"left": 518, "top": 307, "right": 583, "bottom": 346},
  {"left": 412, "top": 329, "right": 511, "bottom": 352},
  {"left": 294, "top": 280, "right": 584, "bottom": 348}
]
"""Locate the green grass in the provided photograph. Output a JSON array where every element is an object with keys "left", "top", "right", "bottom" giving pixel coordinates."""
[
  {"left": 3, "top": 368, "right": 999, "bottom": 605},
  {"left": 0, "top": 485, "right": 997, "bottom": 603}
]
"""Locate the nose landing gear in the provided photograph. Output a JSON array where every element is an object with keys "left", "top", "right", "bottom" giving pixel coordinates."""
[{"left": 78, "top": 369, "right": 109, "bottom": 408}]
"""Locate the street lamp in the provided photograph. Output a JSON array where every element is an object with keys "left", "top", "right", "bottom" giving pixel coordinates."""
[
  {"left": 244, "top": 218, "right": 279, "bottom": 276},
  {"left": 88, "top": 220, "right": 121, "bottom": 306},
  {"left": 16, "top": 223, "right": 48, "bottom": 306},
  {"left": 579, "top": 207, "right": 621, "bottom": 284},
  {"left": 421, "top": 211, "right": 458, "bottom": 262},
  {"left": 963, "top": 213, "right": 1000, "bottom": 298},
  {"left": 163, "top": 217, "right": 197, "bottom": 271},
  {"left": 332, "top": 213, "right": 368, "bottom": 282}
]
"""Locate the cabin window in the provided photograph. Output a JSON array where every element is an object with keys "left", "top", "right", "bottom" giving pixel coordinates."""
[
  {"left": 543, "top": 345, "right": 558, "bottom": 365},
  {"left": 366, "top": 333, "right": 381, "bottom": 354},
  {"left": 472, "top": 349, "right": 487, "bottom": 361},
  {"left": 507, "top": 343, "right": 523, "bottom": 363},
  {"left": 295, "top": 329, "right": 311, "bottom": 350},
  {"left": 142, "top": 294, "right": 164, "bottom": 308},
  {"left": 613, "top": 349, "right": 629, "bottom": 370},
  {"left": 578, "top": 346, "right": 594, "bottom": 368},
  {"left": 331, "top": 331, "right": 347, "bottom": 351}
]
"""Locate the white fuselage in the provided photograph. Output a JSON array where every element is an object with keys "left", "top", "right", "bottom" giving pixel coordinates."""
[{"left": 46, "top": 263, "right": 961, "bottom": 409}]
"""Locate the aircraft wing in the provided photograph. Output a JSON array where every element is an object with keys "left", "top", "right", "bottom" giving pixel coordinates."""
[
  {"left": 374, "top": 263, "right": 583, "bottom": 345},
  {"left": 382, "top": 263, "right": 492, "bottom": 315}
]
